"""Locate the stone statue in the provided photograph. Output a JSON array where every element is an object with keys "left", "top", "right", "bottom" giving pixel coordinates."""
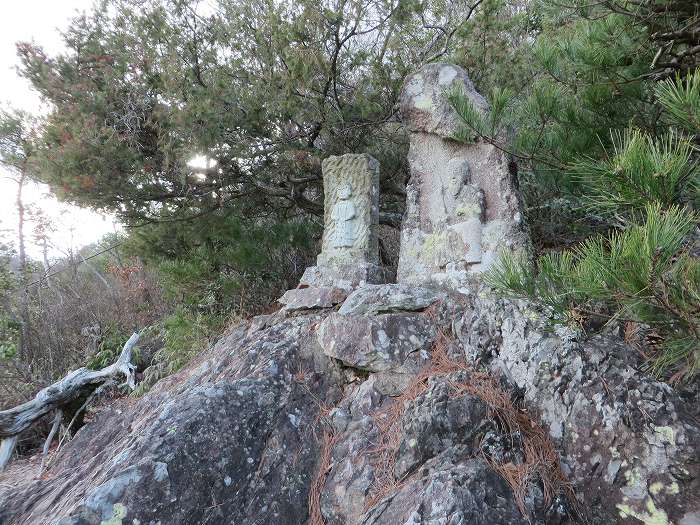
[
  {"left": 330, "top": 184, "right": 358, "bottom": 248},
  {"left": 315, "top": 154, "right": 379, "bottom": 271},
  {"left": 397, "top": 63, "right": 529, "bottom": 288},
  {"left": 278, "top": 154, "right": 385, "bottom": 310}
]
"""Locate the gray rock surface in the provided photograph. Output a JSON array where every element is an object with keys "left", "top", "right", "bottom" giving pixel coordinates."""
[
  {"left": 1, "top": 285, "right": 697, "bottom": 525},
  {"left": 453, "top": 288, "right": 700, "bottom": 524},
  {"left": 317, "top": 311, "right": 436, "bottom": 372},
  {"left": 0, "top": 317, "right": 345, "bottom": 525},
  {"left": 360, "top": 456, "right": 536, "bottom": 525},
  {"left": 278, "top": 286, "right": 347, "bottom": 311}
]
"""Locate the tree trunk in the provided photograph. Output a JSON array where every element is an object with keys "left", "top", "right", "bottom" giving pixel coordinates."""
[
  {"left": 0, "top": 332, "right": 139, "bottom": 471},
  {"left": 16, "top": 170, "right": 30, "bottom": 361}
]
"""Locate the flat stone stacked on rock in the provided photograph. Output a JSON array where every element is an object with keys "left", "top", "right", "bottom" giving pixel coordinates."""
[
  {"left": 300, "top": 153, "right": 386, "bottom": 291},
  {"left": 397, "top": 62, "right": 529, "bottom": 288},
  {"left": 278, "top": 286, "right": 348, "bottom": 312},
  {"left": 317, "top": 284, "right": 444, "bottom": 374},
  {"left": 317, "top": 284, "right": 446, "bottom": 397}
]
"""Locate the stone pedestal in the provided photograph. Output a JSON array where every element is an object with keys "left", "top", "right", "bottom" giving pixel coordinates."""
[{"left": 397, "top": 63, "right": 530, "bottom": 288}]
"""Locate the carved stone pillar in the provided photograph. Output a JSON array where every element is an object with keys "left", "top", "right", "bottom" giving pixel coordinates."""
[
  {"left": 397, "top": 63, "right": 530, "bottom": 288},
  {"left": 279, "top": 153, "right": 385, "bottom": 310}
]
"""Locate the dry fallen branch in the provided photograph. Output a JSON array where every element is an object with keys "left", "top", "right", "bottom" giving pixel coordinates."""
[{"left": 0, "top": 332, "right": 139, "bottom": 471}]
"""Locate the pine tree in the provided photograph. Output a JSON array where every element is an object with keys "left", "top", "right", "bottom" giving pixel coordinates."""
[{"left": 483, "top": 70, "right": 700, "bottom": 380}]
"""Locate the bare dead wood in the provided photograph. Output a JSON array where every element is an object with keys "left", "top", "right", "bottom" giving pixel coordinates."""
[
  {"left": 39, "top": 409, "right": 62, "bottom": 474},
  {"left": 0, "top": 436, "right": 17, "bottom": 472},
  {"left": 0, "top": 332, "right": 139, "bottom": 471},
  {"left": 52, "top": 380, "right": 113, "bottom": 461}
]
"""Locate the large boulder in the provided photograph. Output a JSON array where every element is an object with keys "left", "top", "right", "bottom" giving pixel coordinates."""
[
  {"left": 453, "top": 288, "right": 700, "bottom": 525},
  {"left": 0, "top": 317, "right": 345, "bottom": 525}
]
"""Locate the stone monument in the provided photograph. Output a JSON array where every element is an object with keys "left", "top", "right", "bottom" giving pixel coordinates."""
[
  {"left": 278, "top": 153, "right": 385, "bottom": 310},
  {"left": 397, "top": 62, "right": 529, "bottom": 287}
]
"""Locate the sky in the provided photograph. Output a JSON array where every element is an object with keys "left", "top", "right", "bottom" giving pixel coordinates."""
[{"left": 0, "top": 0, "right": 119, "bottom": 260}]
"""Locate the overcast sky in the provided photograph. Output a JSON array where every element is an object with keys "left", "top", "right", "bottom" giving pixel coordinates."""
[{"left": 0, "top": 0, "right": 119, "bottom": 260}]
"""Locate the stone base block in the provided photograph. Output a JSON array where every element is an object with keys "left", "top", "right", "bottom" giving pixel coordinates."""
[
  {"left": 317, "top": 312, "right": 435, "bottom": 372},
  {"left": 299, "top": 262, "right": 387, "bottom": 291}
]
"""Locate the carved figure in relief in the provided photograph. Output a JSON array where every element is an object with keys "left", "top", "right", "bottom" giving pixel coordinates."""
[
  {"left": 397, "top": 63, "right": 529, "bottom": 286},
  {"left": 330, "top": 184, "right": 359, "bottom": 248}
]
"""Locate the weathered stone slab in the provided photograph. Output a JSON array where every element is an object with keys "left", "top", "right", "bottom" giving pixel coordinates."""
[
  {"left": 319, "top": 154, "right": 379, "bottom": 266},
  {"left": 299, "top": 262, "right": 386, "bottom": 292},
  {"left": 397, "top": 63, "right": 530, "bottom": 287},
  {"left": 338, "top": 283, "right": 445, "bottom": 316},
  {"left": 299, "top": 153, "right": 386, "bottom": 291},
  {"left": 278, "top": 286, "right": 347, "bottom": 312},
  {"left": 317, "top": 312, "right": 435, "bottom": 372}
]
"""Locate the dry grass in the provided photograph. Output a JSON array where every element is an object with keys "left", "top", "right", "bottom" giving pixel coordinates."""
[
  {"left": 309, "top": 427, "right": 338, "bottom": 525},
  {"left": 292, "top": 362, "right": 340, "bottom": 525},
  {"left": 364, "top": 330, "right": 576, "bottom": 521},
  {"left": 365, "top": 387, "right": 420, "bottom": 509},
  {"left": 364, "top": 331, "right": 459, "bottom": 509}
]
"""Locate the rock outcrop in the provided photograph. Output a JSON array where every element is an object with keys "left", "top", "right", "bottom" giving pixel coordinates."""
[{"left": 2, "top": 286, "right": 698, "bottom": 524}]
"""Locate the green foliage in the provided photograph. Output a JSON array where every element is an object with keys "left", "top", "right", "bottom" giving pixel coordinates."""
[
  {"left": 122, "top": 213, "right": 318, "bottom": 315},
  {"left": 656, "top": 71, "right": 700, "bottom": 135},
  {"left": 133, "top": 308, "right": 218, "bottom": 396},
  {"left": 17, "top": 0, "right": 473, "bottom": 326},
  {"left": 86, "top": 324, "right": 138, "bottom": 370},
  {"left": 0, "top": 317, "right": 19, "bottom": 360},
  {"left": 452, "top": 1, "right": 700, "bottom": 381},
  {"left": 160, "top": 308, "right": 211, "bottom": 372},
  {"left": 0, "top": 107, "right": 35, "bottom": 172},
  {"left": 572, "top": 129, "right": 699, "bottom": 218},
  {"left": 18, "top": 0, "right": 462, "bottom": 227},
  {"left": 0, "top": 245, "right": 19, "bottom": 361},
  {"left": 488, "top": 204, "right": 700, "bottom": 379}
]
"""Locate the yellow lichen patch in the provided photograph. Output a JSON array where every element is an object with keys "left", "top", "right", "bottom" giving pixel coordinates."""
[
  {"left": 624, "top": 466, "right": 646, "bottom": 488},
  {"left": 653, "top": 426, "right": 676, "bottom": 446},
  {"left": 617, "top": 498, "right": 669, "bottom": 525},
  {"left": 455, "top": 203, "right": 480, "bottom": 219},
  {"left": 650, "top": 481, "right": 680, "bottom": 496},
  {"left": 101, "top": 503, "right": 127, "bottom": 525},
  {"left": 650, "top": 482, "right": 664, "bottom": 495}
]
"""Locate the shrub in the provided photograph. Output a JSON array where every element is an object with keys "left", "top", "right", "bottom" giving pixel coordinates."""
[{"left": 487, "top": 203, "right": 700, "bottom": 380}]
